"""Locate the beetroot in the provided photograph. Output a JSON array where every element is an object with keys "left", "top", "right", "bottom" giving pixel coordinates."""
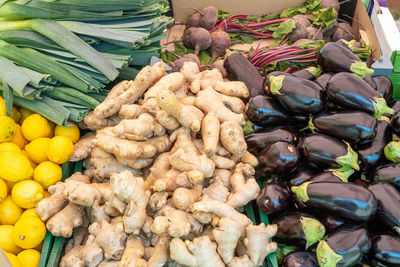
[
  {"left": 171, "top": 58, "right": 197, "bottom": 72},
  {"left": 182, "top": 27, "right": 195, "bottom": 48},
  {"left": 288, "top": 23, "right": 308, "bottom": 42},
  {"left": 190, "top": 27, "right": 212, "bottom": 55},
  {"left": 292, "top": 15, "right": 311, "bottom": 28},
  {"left": 183, "top": 54, "right": 200, "bottom": 66},
  {"left": 332, "top": 22, "right": 354, "bottom": 42},
  {"left": 187, "top": 13, "right": 201, "bottom": 28},
  {"left": 321, "top": 0, "right": 340, "bottom": 13},
  {"left": 306, "top": 27, "right": 323, "bottom": 40},
  {"left": 209, "top": 31, "right": 231, "bottom": 63},
  {"left": 199, "top": 6, "right": 218, "bottom": 30}
]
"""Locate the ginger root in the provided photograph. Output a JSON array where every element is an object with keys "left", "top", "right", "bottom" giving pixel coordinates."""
[
  {"left": 227, "top": 164, "right": 260, "bottom": 208},
  {"left": 212, "top": 217, "right": 241, "bottom": 264},
  {"left": 144, "top": 72, "right": 186, "bottom": 100},
  {"left": 220, "top": 121, "right": 247, "bottom": 157},
  {"left": 46, "top": 203, "right": 86, "bottom": 237},
  {"left": 172, "top": 185, "right": 202, "bottom": 211},
  {"left": 119, "top": 236, "right": 147, "bottom": 267},
  {"left": 214, "top": 81, "right": 249, "bottom": 98},
  {"left": 118, "top": 104, "right": 144, "bottom": 119},
  {"left": 113, "top": 113, "right": 156, "bottom": 141},
  {"left": 69, "top": 132, "right": 96, "bottom": 162},
  {"left": 202, "top": 112, "right": 220, "bottom": 158}
]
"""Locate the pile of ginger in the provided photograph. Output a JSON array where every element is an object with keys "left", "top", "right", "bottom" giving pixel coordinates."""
[{"left": 36, "top": 61, "right": 278, "bottom": 267}]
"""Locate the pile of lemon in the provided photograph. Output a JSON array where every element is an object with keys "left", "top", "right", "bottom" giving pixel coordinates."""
[{"left": 0, "top": 97, "right": 79, "bottom": 267}]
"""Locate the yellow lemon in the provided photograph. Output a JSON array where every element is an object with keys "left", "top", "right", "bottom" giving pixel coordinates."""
[
  {"left": 17, "top": 249, "right": 40, "bottom": 267},
  {"left": 20, "top": 209, "right": 39, "bottom": 219},
  {"left": 0, "top": 96, "right": 6, "bottom": 116},
  {"left": 0, "top": 178, "right": 8, "bottom": 202},
  {"left": 11, "top": 180, "right": 43, "bottom": 209},
  {"left": 47, "top": 136, "right": 74, "bottom": 164},
  {"left": 11, "top": 107, "right": 22, "bottom": 124},
  {"left": 19, "top": 108, "right": 33, "bottom": 124},
  {"left": 12, "top": 216, "right": 46, "bottom": 249},
  {"left": 0, "top": 142, "right": 21, "bottom": 154},
  {"left": 0, "top": 196, "right": 22, "bottom": 225},
  {"left": 24, "top": 138, "right": 50, "bottom": 164},
  {"left": 10, "top": 125, "right": 28, "bottom": 150},
  {"left": 20, "top": 150, "right": 37, "bottom": 169},
  {"left": 54, "top": 123, "right": 80, "bottom": 143},
  {"left": 0, "top": 152, "right": 33, "bottom": 182},
  {"left": 6, "top": 252, "right": 22, "bottom": 267},
  {"left": 0, "top": 226, "right": 22, "bottom": 254},
  {"left": 0, "top": 115, "right": 17, "bottom": 143},
  {"left": 21, "top": 114, "right": 51, "bottom": 141},
  {"left": 33, "top": 161, "right": 62, "bottom": 189}
]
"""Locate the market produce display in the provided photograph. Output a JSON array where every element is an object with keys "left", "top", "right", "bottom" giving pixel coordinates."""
[
  {"left": 0, "top": 98, "right": 79, "bottom": 267},
  {"left": 32, "top": 61, "right": 278, "bottom": 267},
  {"left": 0, "top": 0, "right": 173, "bottom": 126}
]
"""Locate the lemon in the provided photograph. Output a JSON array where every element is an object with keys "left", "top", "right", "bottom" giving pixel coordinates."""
[
  {"left": 10, "top": 125, "right": 28, "bottom": 149},
  {"left": 17, "top": 249, "right": 40, "bottom": 267},
  {"left": 21, "top": 114, "right": 51, "bottom": 141},
  {"left": 20, "top": 150, "right": 37, "bottom": 169},
  {"left": 33, "top": 161, "right": 62, "bottom": 189},
  {"left": 54, "top": 123, "right": 80, "bottom": 143},
  {"left": 0, "top": 142, "right": 21, "bottom": 154},
  {"left": 12, "top": 216, "right": 46, "bottom": 249},
  {"left": 24, "top": 138, "right": 50, "bottom": 164},
  {"left": 0, "top": 226, "right": 22, "bottom": 254},
  {"left": 0, "top": 96, "right": 6, "bottom": 116},
  {"left": 0, "top": 196, "right": 22, "bottom": 225},
  {"left": 11, "top": 180, "right": 44, "bottom": 209},
  {"left": 6, "top": 252, "right": 22, "bottom": 267},
  {"left": 0, "top": 178, "right": 8, "bottom": 202},
  {"left": 0, "top": 115, "right": 17, "bottom": 143},
  {"left": 47, "top": 136, "right": 74, "bottom": 164},
  {"left": 0, "top": 152, "right": 33, "bottom": 182},
  {"left": 20, "top": 209, "right": 39, "bottom": 219},
  {"left": 19, "top": 108, "right": 33, "bottom": 124},
  {"left": 11, "top": 107, "right": 22, "bottom": 124}
]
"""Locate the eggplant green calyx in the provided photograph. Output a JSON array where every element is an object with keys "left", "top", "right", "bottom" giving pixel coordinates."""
[
  {"left": 349, "top": 61, "right": 374, "bottom": 78},
  {"left": 307, "top": 66, "right": 322, "bottom": 78},
  {"left": 372, "top": 97, "right": 393, "bottom": 118},
  {"left": 384, "top": 141, "right": 400, "bottom": 163},
  {"left": 330, "top": 167, "right": 354, "bottom": 182},
  {"left": 300, "top": 216, "right": 326, "bottom": 249},
  {"left": 395, "top": 226, "right": 400, "bottom": 235},
  {"left": 317, "top": 240, "right": 343, "bottom": 267},
  {"left": 291, "top": 182, "right": 310, "bottom": 203},
  {"left": 242, "top": 121, "right": 254, "bottom": 135},
  {"left": 308, "top": 115, "right": 315, "bottom": 132},
  {"left": 269, "top": 75, "right": 285, "bottom": 95},
  {"left": 335, "top": 142, "right": 359, "bottom": 171}
]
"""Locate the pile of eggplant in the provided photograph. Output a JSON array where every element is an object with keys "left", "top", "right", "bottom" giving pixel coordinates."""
[{"left": 246, "top": 40, "right": 400, "bottom": 267}]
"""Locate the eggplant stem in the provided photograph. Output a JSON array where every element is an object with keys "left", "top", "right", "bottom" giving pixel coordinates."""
[{"left": 300, "top": 216, "right": 326, "bottom": 249}]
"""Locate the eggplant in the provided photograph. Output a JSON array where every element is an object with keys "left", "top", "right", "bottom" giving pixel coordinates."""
[
  {"left": 358, "top": 120, "right": 392, "bottom": 171},
  {"left": 264, "top": 71, "right": 293, "bottom": 90},
  {"left": 391, "top": 101, "right": 400, "bottom": 114},
  {"left": 374, "top": 75, "right": 393, "bottom": 102},
  {"left": 311, "top": 111, "right": 377, "bottom": 144},
  {"left": 289, "top": 169, "right": 320, "bottom": 186},
  {"left": 291, "top": 182, "right": 377, "bottom": 222},
  {"left": 373, "top": 164, "right": 400, "bottom": 189},
  {"left": 245, "top": 127, "right": 298, "bottom": 154},
  {"left": 292, "top": 67, "right": 322, "bottom": 81},
  {"left": 369, "top": 182, "right": 400, "bottom": 234},
  {"left": 315, "top": 73, "right": 333, "bottom": 90},
  {"left": 363, "top": 75, "right": 377, "bottom": 89},
  {"left": 391, "top": 111, "right": 400, "bottom": 135},
  {"left": 327, "top": 72, "right": 393, "bottom": 118},
  {"left": 245, "top": 96, "right": 292, "bottom": 127},
  {"left": 318, "top": 42, "right": 373, "bottom": 78},
  {"left": 276, "top": 245, "right": 300, "bottom": 264},
  {"left": 291, "top": 171, "right": 343, "bottom": 186},
  {"left": 256, "top": 182, "right": 290, "bottom": 215},
  {"left": 273, "top": 212, "right": 325, "bottom": 248},
  {"left": 322, "top": 215, "right": 346, "bottom": 233},
  {"left": 267, "top": 75, "right": 326, "bottom": 114},
  {"left": 299, "top": 133, "right": 359, "bottom": 178},
  {"left": 258, "top": 141, "right": 300, "bottom": 175},
  {"left": 372, "top": 235, "right": 400, "bottom": 266},
  {"left": 316, "top": 225, "right": 370, "bottom": 267},
  {"left": 282, "top": 251, "right": 318, "bottom": 267}
]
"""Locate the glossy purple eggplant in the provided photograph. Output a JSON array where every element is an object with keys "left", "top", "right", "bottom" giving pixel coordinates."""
[
  {"left": 245, "top": 127, "right": 298, "bottom": 154},
  {"left": 291, "top": 182, "right": 377, "bottom": 222},
  {"left": 264, "top": 71, "right": 293, "bottom": 91},
  {"left": 245, "top": 96, "right": 292, "bottom": 127},
  {"left": 259, "top": 141, "right": 300, "bottom": 175},
  {"left": 358, "top": 120, "right": 392, "bottom": 171},
  {"left": 273, "top": 212, "right": 326, "bottom": 249},
  {"left": 327, "top": 72, "right": 393, "bottom": 118},
  {"left": 316, "top": 225, "right": 370, "bottom": 267},
  {"left": 267, "top": 75, "right": 326, "bottom": 114},
  {"left": 363, "top": 75, "right": 377, "bottom": 89},
  {"left": 392, "top": 101, "right": 400, "bottom": 114},
  {"left": 289, "top": 169, "right": 320, "bottom": 186},
  {"left": 282, "top": 251, "right": 318, "bottom": 267},
  {"left": 311, "top": 111, "right": 377, "bottom": 144},
  {"left": 292, "top": 67, "right": 322, "bottom": 81},
  {"left": 315, "top": 73, "right": 333, "bottom": 90},
  {"left": 372, "top": 235, "right": 400, "bottom": 266},
  {"left": 256, "top": 182, "right": 291, "bottom": 215},
  {"left": 374, "top": 75, "right": 393, "bottom": 102},
  {"left": 318, "top": 42, "right": 373, "bottom": 78},
  {"left": 369, "top": 182, "right": 400, "bottom": 235},
  {"left": 290, "top": 171, "right": 343, "bottom": 186},
  {"left": 322, "top": 215, "right": 346, "bottom": 233},
  {"left": 299, "top": 133, "right": 359, "bottom": 175},
  {"left": 373, "top": 164, "right": 400, "bottom": 189}
]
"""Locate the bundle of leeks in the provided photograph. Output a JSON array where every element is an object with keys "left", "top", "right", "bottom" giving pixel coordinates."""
[{"left": 0, "top": 0, "right": 173, "bottom": 125}]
